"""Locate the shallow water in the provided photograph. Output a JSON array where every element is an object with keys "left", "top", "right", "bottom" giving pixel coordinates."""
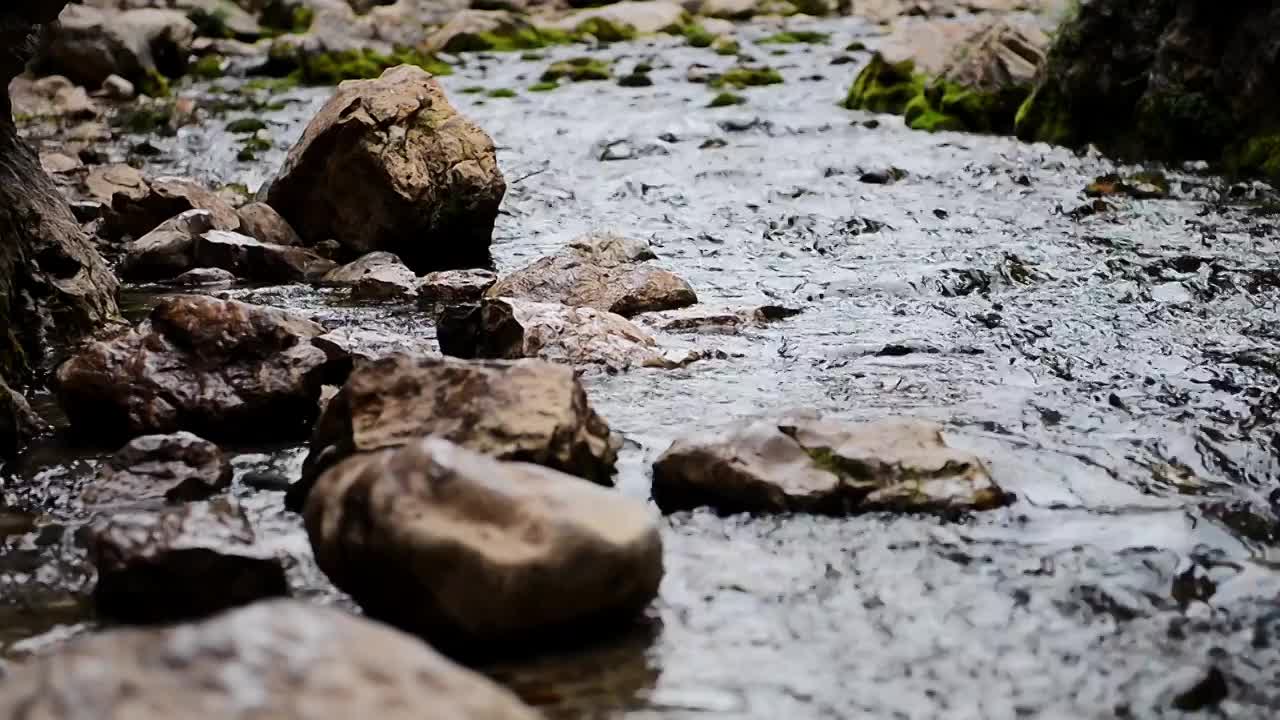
[{"left": 5, "top": 15, "right": 1280, "bottom": 718}]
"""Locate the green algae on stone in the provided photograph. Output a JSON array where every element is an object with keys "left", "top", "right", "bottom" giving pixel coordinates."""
[
  {"left": 226, "top": 118, "right": 268, "bottom": 133},
  {"left": 191, "top": 54, "right": 226, "bottom": 79},
  {"left": 188, "top": 8, "right": 236, "bottom": 40},
  {"left": 113, "top": 104, "right": 175, "bottom": 135},
  {"left": 842, "top": 53, "right": 920, "bottom": 114},
  {"left": 708, "top": 91, "right": 745, "bottom": 107},
  {"left": 261, "top": 3, "right": 314, "bottom": 35},
  {"left": 758, "top": 31, "right": 829, "bottom": 45},
  {"left": 528, "top": 80, "right": 559, "bottom": 92},
  {"left": 710, "top": 66, "right": 783, "bottom": 89},
  {"left": 281, "top": 48, "right": 454, "bottom": 86},
  {"left": 541, "top": 57, "right": 611, "bottom": 82},
  {"left": 846, "top": 53, "right": 1029, "bottom": 135},
  {"left": 572, "top": 17, "right": 637, "bottom": 43},
  {"left": 682, "top": 23, "right": 716, "bottom": 48},
  {"left": 441, "top": 27, "right": 573, "bottom": 54},
  {"left": 140, "top": 69, "right": 172, "bottom": 98},
  {"left": 713, "top": 37, "right": 741, "bottom": 56},
  {"left": 487, "top": 88, "right": 517, "bottom": 98},
  {"left": 461, "top": 86, "right": 486, "bottom": 94},
  {"left": 1232, "top": 134, "right": 1280, "bottom": 181},
  {"left": 237, "top": 135, "right": 272, "bottom": 161}
]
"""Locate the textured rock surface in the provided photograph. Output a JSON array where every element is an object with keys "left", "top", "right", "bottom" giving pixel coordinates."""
[
  {"left": 416, "top": 268, "right": 497, "bottom": 304},
  {"left": 652, "top": 415, "right": 1009, "bottom": 515},
  {"left": 84, "top": 431, "right": 232, "bottom": 506},
  {"left": 107, "top": 175, "right": 242, "bottom": 241},
  {"left": 56, "top": 295, "right": 330, "bottom": 442},
  {"left": 266, "top": 65, "right": 506, "bottom": 272},
  {"left": 320, "top": 251, "right": 419, "bottom": 299},
  {"left": 0, "top": 600, "right": 541, "bottom": 719},
  {"left": 306, "top": 436, "right": 663, "bottom": 653},
  {"left": 193, "top": 229, "right": 336, "bottom": 283},
  {"left": 235, "top": 201, "right": 302, "bottom": 247},
  {"left": 439, "top": 297, "right": 700, "bottom": 371},
  {"left": 88, "top": 498, "right": 289, "bottom": 623},
  {"left": 289, "top": 353, "right": 618, "bottom": 508},
  {"left": 118, "top": 208, "right": 217, "bottom": 281},
  {"left": 41, "top": 5, "right": 195, "bottom": 89}
]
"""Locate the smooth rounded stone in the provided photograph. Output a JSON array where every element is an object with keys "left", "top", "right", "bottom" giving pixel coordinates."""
[
  {"left": 439, "top": 298, "right": 701, "bottom": 371},
  {"left": 415, "top": 268, "right": 498, "bottom": 305},
  {"left": 118, "top": 208, "right": 217, "bottom": 282},
  {"left": 55, "top": 295, "right": 331, "bottom": 443},
  {"left": 265, "top": 65, "right": 506, "bottom": 273},
  {"left": 107, "top": 175, "right": 242, "bottom": 241},
  {"left": 550, "top": 1, "right": 687, "bottom": 35},
  {"left": 306, "top": 436, "right": 663, "bottom": 653},
  {"left": 164, "top": 267, "right": 236, "bottom": 288},
  {"left": 88, "top": 498, "right": 288, "bottom": 623},
  {"left": 652, "top": 415, "right": 1009, "bottom": 515},
  {"left": 193, "top": 229, "right": 337, "bottom": 283},
  {"left": 82, "top": 162, "right": 147, "bottom": 205},
  {"left": 287, "top": 353, "right": 619, "bottom": 509},
  {"left": 0, "top": 600, "right": 542, "bottom": 720},
  {"left": 320, "top": 251, "right": 419, "bottom": 299},
  {"left": 1, "top": 379, "right": 48, "bottom": 460},
  {"left": 235, "top": 201, "right": 302, "bottom": 247},
  {"left": 486, "top": 234, "right": 697, "bottom": 317},
  {"left": 84, "top": 431, "right": 232, "bottom": 507},
  {"left": 41, "top": 5, "right": 195, "bottom": 89}
]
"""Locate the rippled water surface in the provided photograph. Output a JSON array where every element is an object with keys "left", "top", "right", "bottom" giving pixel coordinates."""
[{"left": 5, "top": 16, "right": 1280, "bottom": 718}]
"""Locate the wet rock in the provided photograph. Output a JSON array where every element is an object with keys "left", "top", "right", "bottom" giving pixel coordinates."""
[
  {"left": 41, "top": 5, "right": 195, "bottom": 90},
  {"left": 118, "top": 209, "right": 217, "bottom": 282},
  {"left": 0, "top": 2, "right": 121, "bottom": 384},
  {"left": 423, "top": 9, "right": 544, "bottom": 54},
  {"left": 56, "top": 295, "right": 330, "bottom": 442},
  {"left": 1084, "top": 172, "right": 1169, "bottom": 200},
  {"left": 486, "top": 233, "right": 697, "bottom": 317},
  {"left": 164, "top": 267, "right": 237, "bottom": 288},
  {"left": 40, "top": 151, "right": 82, "bottom": 175},
  {"left": 320, "top": 251, "right": 418, "bottom": 299},
  {"left": 8, "top": 75, "right": 98, "bottom": 120},
  {"left": 84, "top": 432, "right": 232, "bottom": 507},
  {"left": 89, "top": 498, "right": 288, "bottom": 623},
  {"left": 652, "top": 415, "right": 1008, "bottom": 515},
  {"left": 107, "top": 176, "right": 242, "bottom": 241},
  {"left": 288, "top": 354, "right": 618, "bottom": 509},
  {"left": 266, "top": 65, "right": 505, "bottom": 273},
  {"left": 305, "top": 436, "right": 663, "bottom": 653},
  {"left": 1016, "top": 1, "right": 1280, "bottom": 183},
  {"left": 193, "top": 229, "right": 337, "bottom": 283},
  {"left": 82, "top": 162, "right": 148, "bottom": 205},
  {"left": 415, "top": 268, "right": 497, "bottom": 304},
  {"left": 439, "top": 298, "right": 700, "bottom": 371},
  {"left": 235, "top": 201, "right": 302, "bottom": 247},
  {"left": 639, "top": 304, "right": 803, "bottom": 334},
  {"left": 0, "top": 600, "right": 541, "bottom": 719},
  {"left": 312, "top": 327, "right": 436, "bottom": 377},
  {"left": 0, "top": 379, "right": 47, "bottom": 460}
]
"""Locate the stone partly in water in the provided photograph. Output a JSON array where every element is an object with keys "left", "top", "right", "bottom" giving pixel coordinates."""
[
  {"left": 84, "top": 431, "right": 232, "bottom": 507},
  {"left": 0, "top": 377, "right": 48, "bottom": 460},
  {"left": 652, "top": 415, "right": 1009, "bottom": 515},
  {"left": 1015, "top": 1, "right": 1280, "bottom": 183},
  {"left": 106, "top": 175, "right": 242, "bottom": 241},
  {"left": 320, "top": 251, "right": 419, "bottom": 299},
  {"left": 0, "top": 600, "right": 541, "bottom": 719},
  {"left": 288, "top": 353, "right": 619, "bottom": 509},
  {"left": 56, "top": 295, "right": 331, "bottom": 443},
  {"left": 416, "top": 268, "right": 497, "bottom": 305},
  {"left": 40, "top": 5, "right": 195, "bottom": 91},
  {"left": 118, "top": 209, "right": 220, "bottom": 282},
  {"left": 306, "top": 436, "right": 663, "bottom": 655},
  {"left": 486, "top": 233, "right": 697, "bottom": 317},
  {"left": 844, "top": 18, "right": 1048, "bottom": 134},
  {"left": 88, "top": 498, "right": 288, "bottom": 624},
  {"left": 439, "top": 297, "right": 701, "bottom": 371},
  {"left": 266, "top": 65, "right": 506, "bottom": 273},
  {"left": 1, "top": 2, "right": 121, "bottom": 387},
  {"left": 193, "top": 229, "right": 336, "bottom": 283},
  {"left": 235, "top": 201, "right": 302, "bottom": 247}
]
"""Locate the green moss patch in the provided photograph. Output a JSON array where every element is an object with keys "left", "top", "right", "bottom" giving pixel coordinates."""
[
  {"left": 487, "top": 88, "right": 518, "bottom": 98},
  {"left": 441, "top": 27, "right": 574, "bottom": 54},
  {"left": 191, "top": 54, "right": 226, "bottom": 80},
  {"left": 237, "top": 135, "right": 272, "bottom": 162},
  {"left": 713, "top": 37, "right": 741, "bottom": 56},
  {"left": 528, "top": 80, "right": 559, "bottom": 92},
  {"left": 759, "top": 31, "right": 829, "bottom": 45},
  {"left": 572, "top": 17, "right": 636, "bottom": 43},
  {"left": 682, "top": 23, "right": 716, "bottom": 48},
  {"left": 276, "top": 47, "right": 454, "bottom": 85},
  {"left": 710, "top": 66, "right": 783, "bottom": 89},
  {"left": 113, "top": 104, "right": 175, "bottom": 135},
  {"left": 541, "top": 57, "right": 612, "bottom": 82},
  {"left": 842, "top": 53, "right": 920, "bottom": 114},
  {"left": 708, "top": 91, "right": 745, "bottom": 107},
  {"left": 226, "top": 118, "right": 268, "bottom": 133}
]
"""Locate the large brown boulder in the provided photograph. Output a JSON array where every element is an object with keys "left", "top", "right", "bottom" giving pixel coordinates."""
[
  {"left": 0, "top": 0, "right": 120, "bottom": 417},
  {"left": 55, "top": 295, "right": 331, "bottom": 443},
  {"left": 287, "top": 353, "right": 618, "bottom": 509},
  {"left": 265, "top": 64, "right": 506, "bottom": 273},
  {"left": 88, "top": 498, "right": 289, "bottom": 623},
  {"left": 1015, "top": 1, "right": 1280, "bottom": 182},
  {"left": 0, "top": 600, "right": 542, "bottom": 720},
  {"left": 486, "top": 233, "right": 697, "bottom": 317},
  {"left": 652, "top": 415, "right": 1009, "bottom": 515},
  {"left": 306, "top": 436, "right": 663, "bottom": 654}
]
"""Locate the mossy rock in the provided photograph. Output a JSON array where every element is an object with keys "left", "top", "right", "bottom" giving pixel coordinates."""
[
  {"left": 710, "top": 66, "right": 783, "bottom": 89},
  {"left": 1231, "top": 134, "right": 1280, "bottom": 182},
  {"left": 758, "top": 31, "right": 829, "bottom": 45},
  {"left": 842, "top": 53, "right": 920, "bottom": 114},
  {"left": 528, "top": 80, "right": 559, "bottom": 92},
  {"left": 191, "top": 54, "right": 226, "bottom": 80},
  {"left": 227, "top": 118, "right": 268, "bottom": 133},
  {"left": 487, "top": 88, "right": 518, "bottom": 98},
  {"left": 708, "top": 92, "right": 745, "bottom": 108},
  {"left": 260, "top": 3, "right": 314, "bottom": 35},
  {"left": 572, "top": 17, "right": 636, "bottom": 43},
  {"left": 713, "top": 37, "right": 741, "bottom": 56},
  {"left": 847, "top": 53, "right": 1028, "bottom": 135},
  {"left": 442, "top": 27, "right": 573, "bottom": 54},
  {"left": 237, "top": 135, "right": 272, "bottom": 162},
  {"left": 113, "top": 104, "right": 175, "bottom": 135},
  {"left": 682, "top": 23, "right": 715, "bottom": 48},
  {"left": 278, "top": 47, "right": 454, "bottom": 86},
  {"left": 541, "top": 57, "right": 612, "bottom": 82}
]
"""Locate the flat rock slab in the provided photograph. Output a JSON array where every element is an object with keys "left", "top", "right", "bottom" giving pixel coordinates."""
[
  {"left": 0, "top": 599, "right": 541, "bottom": 719},
  {"left": 306, "top": 437, "right": 663, "bottom": 654},
  {"left": 652, "top": 415, "right": 1009, "bottom": 515}
]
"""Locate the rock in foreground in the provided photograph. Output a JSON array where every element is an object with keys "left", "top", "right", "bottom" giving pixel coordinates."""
[
  {"left": 439, "top": 298, "right": 700, "bottom": 371},
  {"left": 56, "top": 295, "right": 330, "bottom": 442},
  {"left": 266, "top": 65, "right": 505, "bottom": 272},
  {"left": 652, "top": 415, "right": 1008, "bottom": 515},
  {"left": 289, "top": 354, "right": 618, "bottom": 509},
  {"left": 306, "top": 437, "right": 663, "bottom": 654},
  {"left": 84, "top": 431, "right": 231, "bottom": 507},
  {"left": 0, "top": 600, "right": 541, "bottom": 719},
  {"left": 89, "top": 499, "right": 288, "bottom": 624}
]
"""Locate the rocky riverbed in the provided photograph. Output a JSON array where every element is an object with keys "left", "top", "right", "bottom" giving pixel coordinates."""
[{"left": 3, "top": 1, "right": 1280, "bottom": 718}]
